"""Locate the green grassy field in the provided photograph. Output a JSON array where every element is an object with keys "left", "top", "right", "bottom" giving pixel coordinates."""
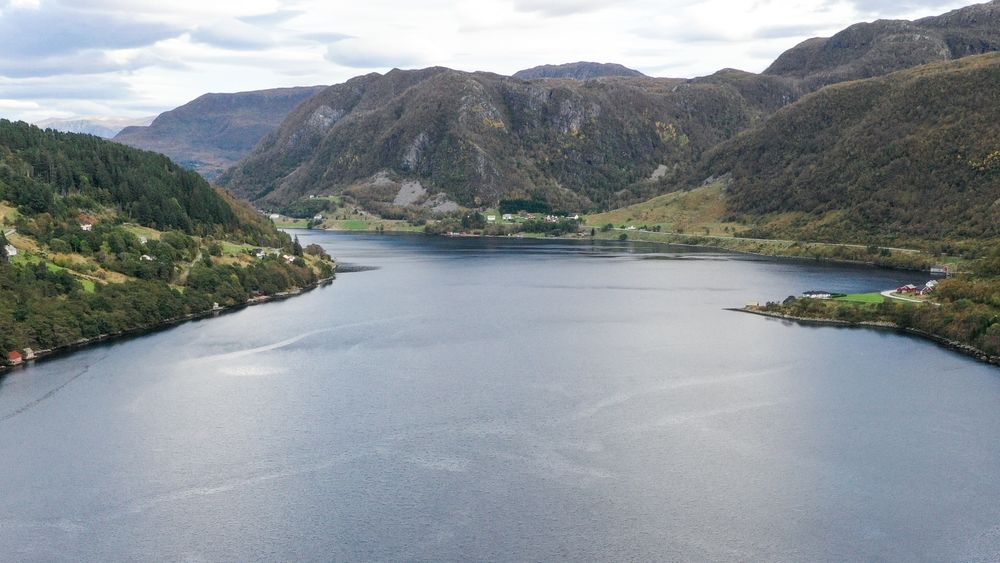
[
  {"left": 221, "top": 241, "right": 253, "bottom": 255},
  {"left": 45, "top": 261, "right": 97, "bottom": 292},
  {"left": 78, "top": 278, "right": 96, "bottom": 292},
  {"left": 11, "top": 253, "right": 97, "bottom": 292},
  {"left": 123, "top": 224, "right": 162, "bottom": 241},
  {"left": 274, "top": 218, "right": 310, "bottom": 229},
  {"left": 329, "top": 219, "right": 370, "bottom": 231},
  {"left": 833, "top": 292, "right": 885, "bottom": 304},
  {"left": 322, "top": 219, "right": 425, "bottom": 232}
]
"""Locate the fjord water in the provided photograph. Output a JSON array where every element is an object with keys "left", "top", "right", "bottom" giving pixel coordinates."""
[{"left": 3, "top": 233, "right": 1000, "bottom": 562}]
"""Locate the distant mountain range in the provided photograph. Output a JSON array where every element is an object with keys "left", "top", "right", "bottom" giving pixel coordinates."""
[
  {"left": 35, "top": 116, "right": 154, "bottom": 138},
  {"left": 113, "top": 86, "right": 326, "bottom": 180},
  {"left": 97, "top": 0, "right": 1000, "bottom": 246},
  {"left": 513, "top": 62, "right": 645, "bottom": 80},
  {"left": 216, "top": 0, "right": 999, "bottom": 217}
]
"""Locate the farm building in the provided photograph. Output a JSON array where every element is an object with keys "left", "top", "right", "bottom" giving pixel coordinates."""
[{"left": 803, "top": 291, "right": 833, "bottom": 299}]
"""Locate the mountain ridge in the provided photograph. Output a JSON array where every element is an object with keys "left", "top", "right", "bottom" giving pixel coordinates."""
[
  {"left": 114, "top": 85, "right": 326, "bottom": 180},
  {"left": 218, "top": 1, "right": 1000, "bottom": 214},
  {"left": 218, "top": 67, "right": 798, "bottom": 210},
  {"left": 513, "top": 62, "right": 645, "bottom": 80},
  {"left": 703, "top": 52, "right": 1000, "bottom": 243},
  {"left": 764, "top": 0, "right": 1000, "bottom": 89}
]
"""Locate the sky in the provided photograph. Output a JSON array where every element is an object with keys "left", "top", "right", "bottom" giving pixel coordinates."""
[{"left": 0, "top": 0, "right": 974, "bottom": 122}]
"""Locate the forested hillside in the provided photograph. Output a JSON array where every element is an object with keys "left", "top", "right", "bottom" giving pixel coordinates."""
[
  {"left": 0, "top": 120, "right": 333, "bottom": 361},
  {"left": 0, "top": 119, "right": 268, "bottom": 238},
  {"left": 702, "top": 53, "right": 1000, "bottom": 244}
]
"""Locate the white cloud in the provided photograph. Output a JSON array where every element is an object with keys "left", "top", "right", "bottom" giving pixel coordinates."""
[
  {"left": 511, "top": 0, "right": 609, "bottom": 16},
  {"left": 0, "top": 0, "right": 977, "bottom": 121},
  {"left": 191, "top": 18, "right": 275, "bottom": 50},
  {"left": 0, "top": 99, "right": 39, "bottom": 109},
  {"left": 325, "top": 37, "right": 439, "bottom": 69}
]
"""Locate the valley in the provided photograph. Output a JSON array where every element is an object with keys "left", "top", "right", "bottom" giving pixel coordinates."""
[{"left": 6, "top": 0, "right": 1000, "bottom": 560}]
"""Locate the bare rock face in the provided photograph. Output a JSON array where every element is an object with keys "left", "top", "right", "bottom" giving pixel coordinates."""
[
  {"left": 305, "top": 105, "right": 345, "bottom": 134},
  {"left": 346, "top": 171, "right": 458, "bottom": 216},
  {"left": 393, "top": 181, "right": 428, "bottom": 206},
  {"left": 402, "top": 132, "right": 430, "bottom": 170}
]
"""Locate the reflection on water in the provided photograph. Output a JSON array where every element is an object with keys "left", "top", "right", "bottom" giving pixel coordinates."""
[{"left": 1, "top": 232, "right": 998, "bottom": 562}]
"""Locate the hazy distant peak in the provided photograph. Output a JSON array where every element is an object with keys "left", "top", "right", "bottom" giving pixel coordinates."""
[
  {"left": 34, "top": 116, "right": 155, "bottom": 138},
  {"left": 512, "top": 62, "right": 645, "bottom": 80}
]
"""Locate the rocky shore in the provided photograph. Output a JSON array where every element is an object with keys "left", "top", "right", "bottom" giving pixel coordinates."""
[
  {"left": 0, "top": 275, "right": 336, "bottom": 375},
  {"left": 733, "top": 307, "right": 1000, "bottom": 368}
]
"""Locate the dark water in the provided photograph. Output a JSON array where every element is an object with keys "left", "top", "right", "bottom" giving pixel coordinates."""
[{"left": 2, "top": 233, "right": 1000, "bottom": 562}]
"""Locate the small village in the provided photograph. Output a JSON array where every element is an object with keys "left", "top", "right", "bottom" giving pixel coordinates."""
[{"left": 799, "top": 268, "right": 948, "bottom": 306}]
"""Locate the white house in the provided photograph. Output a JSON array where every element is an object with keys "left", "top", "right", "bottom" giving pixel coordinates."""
[
  {"left": 140, "top": 254, "right": 154, "bottom": 261},
  {"left": 502, "top": 214, "right": 513, "bottom": 220},
  {"left": 80, "top": 223, "right": 93, "bottom": 232},
  {"left": 803, "top": 290, "right": 833, "bottom": 299},
  {"left": 313, "top": 214, "right": 324, "bottom": 221},
  {"left": 919, "top": 280, "right": 939, "bottom": 295},
  {"left": 138, "top": 236, "right": 148, "bottom": 245},
  {"left": 3, "top": 244, "right": 16, "bottom": 257},
  {"left": 487, "top": 215, "right": 496, "bottom": 222},
  {"left": 269, "top": 213, "right": 281, "bottom": 220}
]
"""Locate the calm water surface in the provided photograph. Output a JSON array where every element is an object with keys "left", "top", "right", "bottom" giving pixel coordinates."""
[{"left": 2, "top": 233, "right": 1000, "bottom": 562}]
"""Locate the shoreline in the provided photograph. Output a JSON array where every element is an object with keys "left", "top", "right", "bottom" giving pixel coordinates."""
[
  {"left": 315, "top": 226, "right": 941, "bottom": 273},
  {"left": 732, "top": 307, "right": 1000, "bottom": 367},
  {"left": 0, "top": 275, "right": 336, "bottom": 376}
]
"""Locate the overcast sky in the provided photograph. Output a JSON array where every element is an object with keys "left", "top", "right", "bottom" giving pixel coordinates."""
[{"left": 0, "top": 0, "right": 973, "bottom": 122}]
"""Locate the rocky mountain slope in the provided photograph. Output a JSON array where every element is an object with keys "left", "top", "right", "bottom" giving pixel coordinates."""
[
  {"left": 219, "top": 1, "right": 999, "bottom": 219},
  {"left": 220, "top": 67, "right": 798, "bottom": 209},
  {"left": 513, "top": 62, "right": 645, "bottom": 80},
  {"left": 765, "top": 0, "right": 1000, "bottom": 89},
  {"left": 114, "top": 86, "right": 326, "bottom": 180}
]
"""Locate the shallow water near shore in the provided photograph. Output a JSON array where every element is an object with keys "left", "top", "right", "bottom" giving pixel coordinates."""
[{"left": 2, "top": 232, "right": 999, "bottom": 561}]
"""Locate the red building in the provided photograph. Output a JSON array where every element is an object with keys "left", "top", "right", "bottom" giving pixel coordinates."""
[{"left": 7, "top": 351, "right": 23, "bottom": 365}]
